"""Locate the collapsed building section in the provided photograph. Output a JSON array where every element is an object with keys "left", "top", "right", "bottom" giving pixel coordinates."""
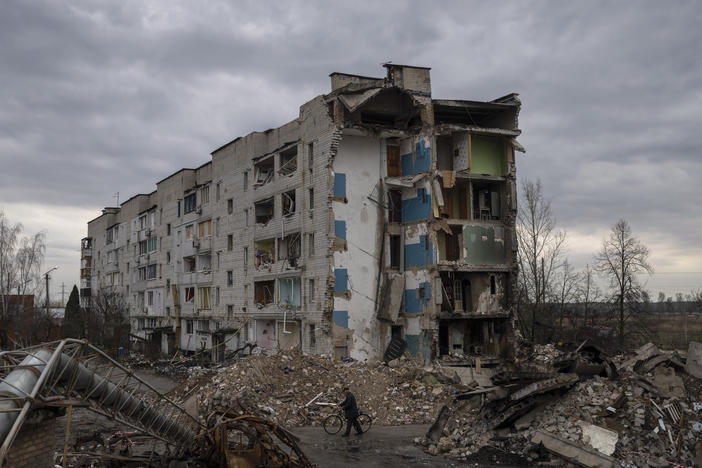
[{"left": 82, "top": 64, "right": 522, "bottom": 365}]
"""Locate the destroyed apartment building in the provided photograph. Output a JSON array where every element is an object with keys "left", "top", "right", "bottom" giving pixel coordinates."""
[{"left": 81, "top": 64, "right": 523, "bottom": 364}]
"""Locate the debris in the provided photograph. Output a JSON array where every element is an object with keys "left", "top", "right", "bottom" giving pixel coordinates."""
[
  {"left": 532, "top": 429, "right": 617, "bottom": 468},
  {"left": 685, "top": 341, "right": 702, "bottom": 379},
  {"left": 577, "top": 421, "right": 618, "bottom": 456}
]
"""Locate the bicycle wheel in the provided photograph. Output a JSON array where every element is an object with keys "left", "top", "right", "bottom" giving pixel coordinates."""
[
  {"left": 358, "top": 413, "right": 372, "bottom": 433},
  {"left": 323, "top": 414, "right": 343, "bottom": 434}
]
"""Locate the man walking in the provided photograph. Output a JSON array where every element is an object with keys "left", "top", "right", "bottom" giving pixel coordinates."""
[{"left": 339, "top": 386, "right": 363, "bottom": 436}]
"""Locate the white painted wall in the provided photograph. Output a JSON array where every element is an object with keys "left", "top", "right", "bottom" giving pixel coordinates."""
[{"left": 333, "top": 135, "right": 384, "bottom": 361}]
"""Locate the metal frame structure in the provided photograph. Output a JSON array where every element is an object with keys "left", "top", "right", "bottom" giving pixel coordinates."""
[{"left": 0, "top": 339, "right": 204, "bottom": 466}]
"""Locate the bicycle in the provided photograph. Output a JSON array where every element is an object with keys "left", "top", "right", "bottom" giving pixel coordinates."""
[{"left": 322, "top": 406, "right": 372, "bottom": 435}]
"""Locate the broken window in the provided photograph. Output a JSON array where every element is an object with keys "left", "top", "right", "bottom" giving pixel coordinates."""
[
  {"left": 243, "top": 171, "right": 249, "bottom": 191},
  {"left": 255, "top": 197, "right": 274, "bottom": 224},
  {"left": 253, "top": 156, "right": 274, "bottom": 187},
  {"left": 308, "top": 188, "right": 314, "bottom": 210},
  {"left": 254, "top": 280, "right": 275, "bottom": 306},
  {"left": 146, "top": 263, "right": 157, "bottom": 280},
  {"left": 436, "top": 135, "right": 454, "bottom": 171},
  {"left": 282, "top": 190, "right": 296, "bottom": 216},
  {"left": 227, "top": 198, "right": 233, "bottom": 214},
  {"left": 201, "top": 185, "right": 209, "bottom": 204},
  {"left": 184, "top": 255, "right": 196, "bottom": 273},
  {"left": 309, "top": 323, "right": 316, "bottom": 349},
  {"left": 279, "top": 277, "right": 301, "bottom": 307},
  {"left": 186, "top": 224, "right": 194, "bottom": 240},
  {"left": 438, "top": 226, "right": 462, "bottom": 262},
  {"left": 186, "top": 319, "right": 194, "bottom": 334},
  {"left": 278, "top": 233, "right": 301, "bottom": 267},
  {"left": 472, "top": 181, "right": 502, "bottom": 220},
  {"left": 197, "top": 253, "right": 211, "bottom": 272},
  {"left": 308, "top": 279, "right": 315, "bottom": 303},
  {"left": 184, "top": 193, "right": 197, "bottom": 214},
  {"left": 389, "top": 235, "right": 401, "bottom": 269},
  {"left": 227, "top": 270, "right": 233, "bottom": 287},
  {"left": 227, "top": 234, "right": 233, "bottom": 251},
  {"left": 243, "top": 247, "right": 248, "bottom": 272},
  {"left": 441, "top": 181, "right": 470, "bottom": 219},
  {"left": 388, "top": 190, "right": 402, "bottom": 223},
  {"left": 278, "top": 146, "right": 298, "bottom": 176},
  {"left": 185, "top": 287, "right": 195, "bottom": 303},
  {"left": 440, "top": 273, "right": 473, "bottom": 314},
  {"left": 386, "top": 144, "right": 401, "bottom": 177},
  {"left": 254, "top": 239, "right": 275, "bottom": 269}
]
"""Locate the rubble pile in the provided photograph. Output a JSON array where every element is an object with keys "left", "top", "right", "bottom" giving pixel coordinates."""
[
  {"left": 418, "top": 341, "right": 702, "bottom": 468},
  {"left": 173, "top": 350, "right": 465, "bottom": 427}
]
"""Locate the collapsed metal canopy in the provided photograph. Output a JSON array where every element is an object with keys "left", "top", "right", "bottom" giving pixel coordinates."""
[{"left": 0, "top": 339, "right": 204, "bottom": 466}]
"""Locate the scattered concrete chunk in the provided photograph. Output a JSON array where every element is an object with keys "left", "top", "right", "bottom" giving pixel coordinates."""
[
  {"left": 532, "top": 430, "right": 617, "bottom": 468},
  {"left": 577, "top": 421, "right": 618, "bottom": 456}
]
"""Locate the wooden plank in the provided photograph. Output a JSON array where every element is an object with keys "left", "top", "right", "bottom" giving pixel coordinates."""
[{"left": 387, "top": 145, "right": 401, "bottom": 177}]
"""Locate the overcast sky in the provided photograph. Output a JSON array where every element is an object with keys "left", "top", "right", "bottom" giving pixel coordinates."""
[{"left": 1, "top": 0, "right": 700, "bottom": 302}]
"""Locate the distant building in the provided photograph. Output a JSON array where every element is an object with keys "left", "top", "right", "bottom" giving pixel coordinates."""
[{"left": 82, "top": 64, "right": 522, "bottom": 363}]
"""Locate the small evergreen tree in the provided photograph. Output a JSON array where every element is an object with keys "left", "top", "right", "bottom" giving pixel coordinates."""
[{"left": 64, "top": 285, "right": 83, "bottom": 338}]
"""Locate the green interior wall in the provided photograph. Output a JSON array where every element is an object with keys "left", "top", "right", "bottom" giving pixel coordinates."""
[
  {"left": 471, "top": 136, "right": 506, "bottom": 176},
  {"left": 463, "top": 225, "right": 505, "bottom": 265}
]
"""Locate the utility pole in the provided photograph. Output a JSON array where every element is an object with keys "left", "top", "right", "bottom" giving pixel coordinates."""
[{"left": 44, "top": 267, "right": 58, "bottom": 317}]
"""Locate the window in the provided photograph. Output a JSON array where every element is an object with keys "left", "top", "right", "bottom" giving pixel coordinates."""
[
  {"left": 216, "top": 287, "right": 220, "bottom": 306},
  {"left": 243, "top": 247, "right": 248, "bottom": 272},
  {"left": 215, "top": 217, "right": 220, "bottom": 236},
  {"left": 308, "top": 279, "right": 315, "bottom": 303},
  {"left": 184, "top": 256, "right": 196, "bottom": 273},
  {"left": 198, "top": 220, "right": 211, "bottom": 238},
  {"left": 167, "top": 223, "right": 171, "bottom": 236},
  {"left": 185, "top": 287, "right": 195, "bottom": 303},
  {"left": 282, "top": 190, "right": 296, "bottom": 216},
  {"left": 147, "top": 237, "right": 158, "bottom": 252},
  {"left": 254, "top": 197, "right": 274, "bottom": 224},
  {"left": 490, "top": 275, "right": 496, "bottom": 295},
  {"left": 139, "top": 240, "right": 147, "bottom": 255},
  {"left": 309, "top": 188, "right": 314, "bottom": 210},
  {"left": 216, "top": 252, "right": 220, "bottom": 270},
  {"left": 138, "top": 266, "right": 146, "bottom": 281},
  {"left": 254, "top": 280, "right": 275, "bottom": 305},
  {"left": 216, "top": 183, "right": 221, "bottom": 202},
  {"left": 186, "top": 319, "right": 193, "bottom": 334},
  {"left": 106, "top": 228, "right": 113, "bottom": 245},
  {"left": 308, "top": 142, "right": 314, "bottom": 173},
  {"left": 227, "top": 305, "right": 233, "bottom": 317},
  {"left": 388, "top": 190, "right": 402, "bottom": 223},
  {"left": 146, "top": 264, "right": 157, "bottom": 280},
  {"left": 227, "top": 270, "right": 233, "bottom": 287},
  {"left": 244, "top": 209, "right": 249, "bottom": 227},
  {"left": 184, "top": 193, "right": 197, "bottom": 214},
  {"left": 139, "top": 215, "right": 147, "bottom": 230},
  {"left": 279, "top": 146, "right": 298, "bottom": 176},
  {"left": 201, "top": 185, "right": 209, "bottom": 204},
  {"left": 147, "top": 291, "right": 154, "bottom": 306},
  {"left": 166, "top": 307, "right": 171, "bottom": 317},
  {"left": 254, "top": 157, "right": 276, "bottom": 187},
  {"left": 185, "top": 224, "right": 194, "bottom": 240},
  {"left": 390, "top": 235, "right": 401, "bottom": 269},
  {"left": 198, "top": 287, "right": 211, "bottom": 309},
  {"left": 167, "top": 251, "right": 171, "bottom": 264},
  {"left": 244, "top": 284, "right": 248, "bottom": 303},
  {"left": 308, "top": 233, "right": 314, "bottom": 257},
  {"left": 227, "top": 198, "right": 233, "bottom": 215},
  {"left": 227, "top": 234, "right": 233, "bottom": 251},
  {"left": 177, "top": 200, "right": 181, "bottom": 217},
  {"left": 243, "top": 171, "right": 249, "bottom": 191}
]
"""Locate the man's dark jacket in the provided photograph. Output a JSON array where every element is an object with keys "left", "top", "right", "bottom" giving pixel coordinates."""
[{"left": 340, "top": 391, "right": 359, "bottom": 419}]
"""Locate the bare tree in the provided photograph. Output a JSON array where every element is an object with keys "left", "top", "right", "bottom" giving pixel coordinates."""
[
  {"left": 594, "top": 219, "right": 653, "bottom": 345},
  {"left": 517, "top": 179, "right": 567, "bottom": 341},
  {"left": 0, "top": 209, "right": 46, "bottom": 347},
  {"left": 87, "top": 288, "right": 130, "bottom": 351},
  {"left": 551, "top": 259, "right": 580, "bottom": 335},
  {"left": 579, "top": 264, "right": 601, "bottom": 328}
]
